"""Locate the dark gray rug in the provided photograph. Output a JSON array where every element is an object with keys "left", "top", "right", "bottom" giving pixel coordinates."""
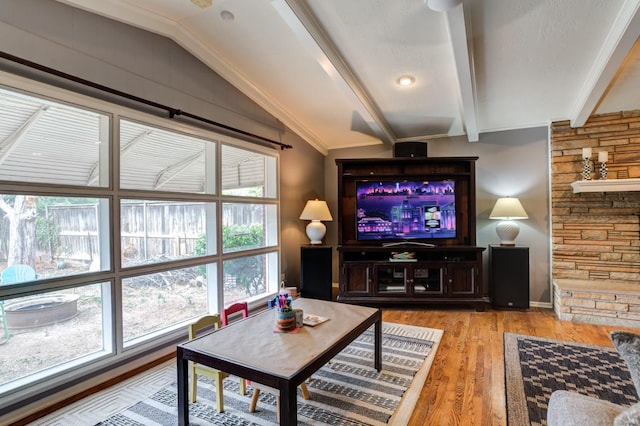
[
  {"left": 504, "top": 333, "right": 638, "bottom": 426},
  {"left": 96, "top": 324, "right": 441, "bottom": 425}
]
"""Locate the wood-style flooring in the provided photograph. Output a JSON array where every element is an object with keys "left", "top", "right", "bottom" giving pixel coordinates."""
[
  {"left": 18, "top": 307, "right": 640, "bottom": 425},
  {"left": 382, "top": 307, "right": 640, "bottom": 426}
]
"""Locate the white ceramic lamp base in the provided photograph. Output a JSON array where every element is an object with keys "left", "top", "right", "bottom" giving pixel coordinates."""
[
  {"left": 305, "top": 220, "right": 326, "bottom": 245},
  {"left": 495, "top": 220, "right": 520, "bottom": 246}
]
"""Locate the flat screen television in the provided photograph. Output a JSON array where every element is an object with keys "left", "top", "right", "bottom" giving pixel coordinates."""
[{"left": 355, "top": 179, "right": 456, "bottom": 242}]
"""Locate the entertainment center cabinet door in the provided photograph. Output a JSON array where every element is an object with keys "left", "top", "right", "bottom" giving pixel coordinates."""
[
  {"left": 339, "top": 263, "right": 372, "bottom": 297},
  {"left": 411, "top": 265, "right": 445, "bottom": 295},
  {"left": 374, "top": 265, "right": 407, "bottom": 295},
  {"left": 446, "top": 263, "right": 480, "bottom": 296}
]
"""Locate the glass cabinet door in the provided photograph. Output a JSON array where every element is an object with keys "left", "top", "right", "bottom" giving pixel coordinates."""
[
  {"left": 412, "top": 266, "right": 444, "bottom": 294},
  {"left": 375, "top": 265, "right": 406, "bottom": 293}
]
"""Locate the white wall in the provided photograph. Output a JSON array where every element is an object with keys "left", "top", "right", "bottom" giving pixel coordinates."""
[{"left": 325, "top": 127, "right": 552, "bottom": 305}]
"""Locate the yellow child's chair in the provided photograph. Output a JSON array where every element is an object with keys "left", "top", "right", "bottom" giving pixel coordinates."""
[{"left": 188, "top": 314, "right": 247, "bottom": 412}]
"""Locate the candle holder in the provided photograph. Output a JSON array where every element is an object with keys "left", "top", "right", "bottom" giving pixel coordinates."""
[
  {"left": 582, "top": 156, "right": 592, "bottom": 180},
  {"left": 599, "top": 161, "right": 608, "bottom": 180}
]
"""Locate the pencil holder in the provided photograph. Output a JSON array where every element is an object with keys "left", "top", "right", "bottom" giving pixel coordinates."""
[
  {"left": 273, "top": 293, "right": 296, "bottom": 330},
  {"left": 275, "top": 309, "right": 296, "bottom": 330}
]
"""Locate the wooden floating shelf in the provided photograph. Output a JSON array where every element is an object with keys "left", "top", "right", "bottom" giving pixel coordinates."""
[{"left": 571, "top": 178, "right": 640, "bottom": 193}]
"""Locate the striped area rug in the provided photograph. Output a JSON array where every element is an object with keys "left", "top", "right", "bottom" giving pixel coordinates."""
[{"left": 95, "top": 323, "right": 442, "bottom": 426}]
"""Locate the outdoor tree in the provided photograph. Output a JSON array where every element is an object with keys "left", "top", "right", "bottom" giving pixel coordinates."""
[
  {"left": 195, "top": 223, "right": 265, "bottom": 296},
  {"left": 222, "top": 224, "right": 265, "bottom": 296},
  {"left": 0, "top": 195, "right": 38, "bottom": 269}
]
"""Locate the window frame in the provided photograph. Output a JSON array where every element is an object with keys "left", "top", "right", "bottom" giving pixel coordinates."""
[{"left": 0, "top": 71, "right": 281, "bottom": 403}]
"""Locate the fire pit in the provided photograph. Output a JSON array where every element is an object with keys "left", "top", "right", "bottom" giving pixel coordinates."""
[{"left": 4, "top": 294, "right": 79, "bottom": 329}]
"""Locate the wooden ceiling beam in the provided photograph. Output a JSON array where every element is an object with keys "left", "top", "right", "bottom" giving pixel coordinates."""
[
  {"left": 444, "top": 3, "right": 478, "bottom": 142},
  {"left": 570, "top": 0, "right": 640, "bottom": 128}
]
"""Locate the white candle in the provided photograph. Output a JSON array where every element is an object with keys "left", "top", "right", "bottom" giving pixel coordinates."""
[
  {"left": 598, "top": 151, "right": 608, "bottom": 163},
  {"left": 582, "top": 147, "right": 592, "bottom": 159}
]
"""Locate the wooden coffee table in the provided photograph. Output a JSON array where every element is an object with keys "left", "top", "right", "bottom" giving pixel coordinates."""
[{"left": 177, "top": 298, "right": 381, "bottom": 425}]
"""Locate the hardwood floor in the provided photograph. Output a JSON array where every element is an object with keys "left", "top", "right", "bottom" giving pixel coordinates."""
[
  {"left": 18, "top": 306, "right": 640, "bottom": 425},
  {"left": 382, "top": 307, "right": 640, "bottom": 426}
]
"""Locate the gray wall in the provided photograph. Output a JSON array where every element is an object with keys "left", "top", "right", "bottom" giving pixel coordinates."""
[
  {"left": 279, "top": 133, "right": 326, "bottom": 285},
  {"left": 0, "top": 0, "right": 321, "bottom": 286},
  {"left": 0, "top": 0, "right": 552, "bottom": 304},
  {"left": 326, "top": 127, "right": 552, "bottom": 305}
]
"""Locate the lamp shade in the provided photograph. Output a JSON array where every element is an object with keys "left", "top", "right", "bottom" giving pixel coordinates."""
[
  {"left": 299, "top": 199, "right": 333, "bottom": 221},
  {"left": 489, "top": 197, "right": 528, "bottom": 220},
  {"left": 489, "top": 197, "right": 528, "bottom": 246},
  {"left": 300, "top": 199, "right": 332, "bottom": 244}
]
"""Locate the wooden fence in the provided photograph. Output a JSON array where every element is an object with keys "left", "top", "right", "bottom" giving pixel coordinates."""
[{"left": 0, "top": 201, "right": 262, "bottom": 263}]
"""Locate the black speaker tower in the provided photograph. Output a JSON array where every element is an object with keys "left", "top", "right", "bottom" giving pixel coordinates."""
[
  {"left": 300, "top": 246, "right": 332, "bottom": 301},
  {"left": 490, "top": 245, "right": 530, "bottom": 309}
]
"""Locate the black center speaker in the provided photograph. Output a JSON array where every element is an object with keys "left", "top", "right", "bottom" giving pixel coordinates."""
[{"left": 393, "top": 142, "right": 428, "bottom": 158}]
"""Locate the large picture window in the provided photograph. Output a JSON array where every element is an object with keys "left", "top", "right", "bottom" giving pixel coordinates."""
[
  {"left": 0, "top": 79, "right": 280, "bottom": 400},
  {"left": 0, "top": 195, "right": 111, "bottom": 279},
  {"left": 223, "top": 252, "right": 278, "bottom": 306},
  {"left": 221, "top": 144, "right": 277, "bottom": 198},
  {"left": 120, "top": 199, "right": 217, "bottom": 267},
  {"left": 0, "top": 283, "right": 109, "bottom": 386},
  {"left": 222, "top": 203, "right": 278, "bottom": 253},
  {"left": 0, "top": 87, "right": 109, "bottom": 187},
  {"left": 122, "top": 266, "right": 209, "bottom": 345},
  {"left": 120, "top": 119, "right": 213, "bottom": 194}
]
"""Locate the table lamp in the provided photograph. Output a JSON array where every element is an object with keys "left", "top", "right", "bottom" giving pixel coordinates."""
[
  {"left": 299, "top": 199, "right": 333, "bottom": 244},
  {"left": 489, "top": 197, "right": 528, "bottom": 246}
]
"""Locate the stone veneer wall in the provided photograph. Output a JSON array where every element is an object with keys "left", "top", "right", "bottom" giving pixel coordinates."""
[{"left": 551, "top": 111, "right": 640, "bottom": 325}]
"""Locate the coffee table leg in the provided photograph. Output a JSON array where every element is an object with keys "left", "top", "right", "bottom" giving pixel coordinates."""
[
  {"left": 279, "top": 381, "right": 297, "bottom": 425},
  {"left": 374, "top": 319, "right": 382, "bottom": 371},
  {"left": 177, "top": 348, "right": 189, "bottom": 426}
]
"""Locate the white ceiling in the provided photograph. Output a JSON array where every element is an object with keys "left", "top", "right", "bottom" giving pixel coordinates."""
[{"left": 56, "top": 0, "right": 640, "bottom": 155}]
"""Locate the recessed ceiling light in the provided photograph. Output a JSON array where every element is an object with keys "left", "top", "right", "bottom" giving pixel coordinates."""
[
  {"left": 396, "top": 75, "right": 416, "bottom": 87},
  {"left": 220, "top": 10, "right": 235, "bottom": 21}
]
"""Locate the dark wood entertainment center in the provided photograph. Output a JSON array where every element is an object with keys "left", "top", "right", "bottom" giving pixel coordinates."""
[{"left": 335, "top": 157, "right": 485, "bottom": 310}]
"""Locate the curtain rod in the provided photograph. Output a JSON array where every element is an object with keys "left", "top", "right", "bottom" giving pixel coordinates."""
[{"left": 0, "top": 51, "right": 293, "bottom": 150}]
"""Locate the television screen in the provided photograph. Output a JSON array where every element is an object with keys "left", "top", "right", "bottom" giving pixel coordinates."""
[{"left": 355, "top": 180, "right": 456, "bottom": 241}]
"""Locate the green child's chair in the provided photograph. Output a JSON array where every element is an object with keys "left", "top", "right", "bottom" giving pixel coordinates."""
[{"left": 1, "top": 264, "right": 37, "bottom": 343}]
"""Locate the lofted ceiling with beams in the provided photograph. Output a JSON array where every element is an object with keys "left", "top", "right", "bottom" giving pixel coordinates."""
[{"left": 55, "top": 0, "right": 640, "bottom": 155}]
